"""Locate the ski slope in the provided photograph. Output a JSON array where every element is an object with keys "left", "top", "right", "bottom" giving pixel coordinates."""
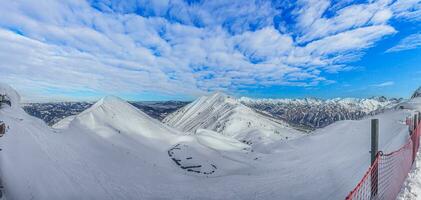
[{"left": 0, "top": 83, "right": 419, "bottom": 200}]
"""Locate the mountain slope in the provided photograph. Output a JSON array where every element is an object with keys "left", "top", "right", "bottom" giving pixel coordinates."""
[
  {"left": 68, "top": 96, "right": 180, "bottom": 149},
  {"left": 240, "top": 97, "right": 402, "bottom": 129},
  {"left": 412, "top": 86, "right": 421, "bottom": 99},
  {"left": 163, "top": 92, "right": 302, "bottom": 152}
]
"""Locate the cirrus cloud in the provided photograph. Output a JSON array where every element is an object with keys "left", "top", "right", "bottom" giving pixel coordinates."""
[{"left": 387, "top": 33, "right": 421, "bottom": 52}]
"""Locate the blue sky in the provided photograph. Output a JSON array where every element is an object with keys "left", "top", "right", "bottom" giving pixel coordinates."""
[{"left": 0, "top": 0, "right": 420, "bottom": 102}]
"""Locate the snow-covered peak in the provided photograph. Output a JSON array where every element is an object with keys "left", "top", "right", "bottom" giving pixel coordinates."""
[
  {"left": 80, "top": 96, "right": 168, "bottom": 122},
  {"left": 209, "top": 91, "right": 228, "bottom": 99},
  {"left": 0, "top": 82, "right": 21, "bottom": 107},
  {"left": 60, "top": 95, "right": 182, "bottom": 150},
  {"left": 200, "top": 92, "right": 237, "bottom": 105},
  {"left": 98, "top": 95, "right": 124, "bottom": 104},
  {"left": 411, "top": 86, "right": 421, "bottom": 99},
  {"left": 77, "top": 95, "right": 158, "bottom": 124},
  {"left": 164, "top": 93, "right": 302, "bottom": 152},
  {"left": 94, "top": 95, "right": 128, "bottom": 106}
]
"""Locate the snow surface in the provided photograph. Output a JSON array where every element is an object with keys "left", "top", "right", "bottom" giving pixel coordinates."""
[
  {"left": 52, "top": 115, "right": 76, "bottom": 129},
  {"left": 0, "top": 84, "right": 418, "bottom": 200},
  {"left": 397, "top": 97, "right": 421, "bottom": 200},
  {"left": 163, "top": 92, "right": 303, "bottom": 153},
  {"left": 0, "top": 83, "right": 20, "bottom": 109}
]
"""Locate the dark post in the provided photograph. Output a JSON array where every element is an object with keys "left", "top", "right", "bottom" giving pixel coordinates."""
[
  {"left": 414, "top": 114, "right": 418, "bottom": 131},
  {"left": 409, "top": 117, "right": 413, "bottom": 134},
  {"left": 371, "top": 119, "right": 379, "bottom": 165},
  {"left": 0, "top": 123, "right": 5, "bottom": 137},
  {"left": 371, "top": 119, "right": 379, "bottom": 199}
]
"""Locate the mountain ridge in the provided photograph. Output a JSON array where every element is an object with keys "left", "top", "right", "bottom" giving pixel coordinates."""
[
  {"left": 239, "top": 96, "right": 402, "bottom": 129},
  {"left": 412, "top": 86, "right": 421, "bottom": 99},
  {"left": 163, "top": 92, "right": 303, "bottom": 152}
]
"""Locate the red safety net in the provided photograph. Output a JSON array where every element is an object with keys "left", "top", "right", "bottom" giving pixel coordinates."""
[{"left": 345, "top": 117, "right": 421, "bottom": 200}]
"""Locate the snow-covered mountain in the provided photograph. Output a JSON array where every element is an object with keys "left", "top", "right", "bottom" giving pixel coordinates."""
[
  {"left": 1, "top": 83, "right": 419, "bottom": 200},
  {"left": 22, "top": 101, "right": 188, "bottom": 126},
  {"left": 412, "top": 86, "right": 421, "bottom": 99},
  {"left": 240, "top": 96, "right": 402, "bottom": 129},
  {"left": 64, "top": 96, "right": 181, "bottom": 148},
  {"left": 163, "top": 92, "right": 303, "bottom": 152},
  {"left": 0, "top": 84, "right": 256, "bottom": 199}
]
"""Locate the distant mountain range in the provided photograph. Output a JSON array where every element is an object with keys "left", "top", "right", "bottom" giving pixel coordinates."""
[
  {"left": 22, "top": 102, "right": 93, "bottom": 126},
  {"left": 22, "top": 94, "right": 403, "bottom": 131},
  {"left": 240, "top": 96, "right": 403, "bottom": 129},
  {"left": 22, "top": 101, "right": 189, "bottom": 126}
]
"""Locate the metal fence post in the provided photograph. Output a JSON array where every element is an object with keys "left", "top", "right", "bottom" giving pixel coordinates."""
[
  {"left": 371, "top": 119, "right": 379, "bottom": 199},
  {"left": 409, "top": 117, "right": 413, "bottom": 133}
]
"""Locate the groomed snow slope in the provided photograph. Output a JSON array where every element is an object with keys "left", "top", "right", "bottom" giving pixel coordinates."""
[
  {"left": 163, "top": 92, "right": 302, "bottom": 152},
  {"left": 0, "top": 84, "right": 418, "bottom": 200}
]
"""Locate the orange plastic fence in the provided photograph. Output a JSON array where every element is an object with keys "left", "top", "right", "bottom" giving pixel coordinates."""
[{"left": 345, "top": 117, "right": 421, "bottom": 200}]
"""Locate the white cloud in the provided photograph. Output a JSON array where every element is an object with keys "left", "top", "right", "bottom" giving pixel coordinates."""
[
  {"left": 372, "top": 9, "right": 393, "bottom": 24},
  {"left": 303, "top": 25, "right": 396, "bottom": 56},
  {"left": 391, "top": 0, "right": 421, "bottom": 21},
  {"left": 386, "top": 33, "right": 421, "bottom": 52},
  {"left": 295, "top": 0, "right": 393, "bottom": 43},
  {"left": 371, "top": 81, "right": 395, "bottom": 87},
  {"left": 233, "top": 27, "right": 294, "bottom": 61},
  {"left": 0, "top": 0, "right": 415, "bottom": 100}
]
